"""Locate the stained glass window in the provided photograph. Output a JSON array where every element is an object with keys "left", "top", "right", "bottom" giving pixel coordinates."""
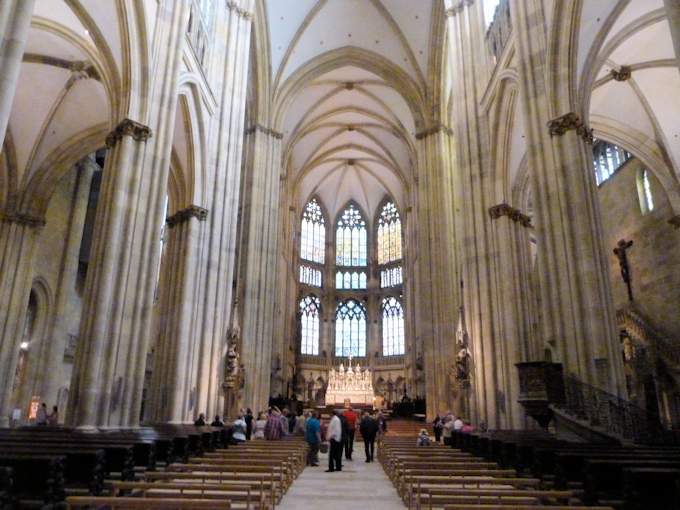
[
  {"left": 335, "top": 270, "right": 367, "bottom": 290},
  {"left": 300, "top": 295, "right": 321, "bottom": 355},
  {"left": 382, "top": 297, "right": 404, "bottom": 356},
  {"left": 380, "top": 267, "right": 402, "bottom": 288},
  {"left": 336, "top": 203, "right": 367, "bottom": 266},
  {"left": 301, "top": 198, "right": 325, "bottom": 264},
  {"left": 335, "top": 299, "right": 367, "bottom": 357},
  {"left": 639, "top": 169, "right": 655, "bottom": 214},
  {"left": 592, "top": 140, "right": 631, "bottom": 185},
  {"left": 300, "top": 265, "right": 322, "bottom": 287},
  {"left": 377, "top": 201, "right": 402, "bottom": 265}
]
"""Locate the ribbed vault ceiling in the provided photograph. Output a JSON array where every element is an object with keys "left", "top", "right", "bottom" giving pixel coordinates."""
[{"left": 266, "top": 0, "right": 437, "bottom": 219}]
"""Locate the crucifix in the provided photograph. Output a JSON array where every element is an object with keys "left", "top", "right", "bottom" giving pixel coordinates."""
[{"left": 613, "top": 239, "right": 634, "bottom": 302}]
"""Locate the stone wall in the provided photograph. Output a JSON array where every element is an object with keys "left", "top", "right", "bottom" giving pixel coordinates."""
[{"left": 597, "top": 158, "right": 680, "bottom": 338}]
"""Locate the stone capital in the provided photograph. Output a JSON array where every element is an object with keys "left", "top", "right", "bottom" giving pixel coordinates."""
[
  {"left": 105, "top": 118, "right": 152, "bottom": 148},
  {"left": 415, "top": 123, "right": 453, "bottom": 140},
  {"left": 0, "top": 211, "right": 46, "bottom": 228},
  {"left": 488, "top": 203, "right": 532, "bottom": 228},
  {"left": 245, "top": 123, "right": 283, "bottom": 140},
  {"left": 547, "top": 112, "right": 593, "bottom": 143},
  {"left": 227, "top": 1, "right": 253, "bottom": 19},
  {"left": 669, "top": 215, "right": 680, "bottom": 229},
  {"left": 166, "top": 205, "right": 209, "bottom": 228}
]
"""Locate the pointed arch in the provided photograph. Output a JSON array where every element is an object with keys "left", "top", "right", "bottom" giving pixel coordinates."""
[
  {"left": 299, "top": 294, "right": 321, "bottom": 355},
  {"left": 335, "top": 201, "right": 368, "bottom": 267}
]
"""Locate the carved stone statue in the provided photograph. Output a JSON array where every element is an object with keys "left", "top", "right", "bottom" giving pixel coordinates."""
[
  {"left": 456, "top": 346, "right": 471, "bottom": 381},
  {"left": 226, "top": 342, "right": 240, "bottom": 377}
]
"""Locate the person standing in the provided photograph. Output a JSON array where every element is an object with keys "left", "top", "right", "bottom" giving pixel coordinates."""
[
  {"left": 36, "top": 403, "right": 48, "bottom": 426},
  {"left": 265, "top": 409, "right": 285, "bottom": 440},
  {"left": 433, "top": 414, "right": 443, "bottom": 443},
  {"left": 376, "top": 411, "right": 387, "bottom": 443},
  {"left": 253, "top": 412, "right": 267, "bottom": 439},
  {"left": 343, "top": 407, "right": 358, "bottom": 460},
  {"left": 325, "top": 410, "right": 343, "bottom": 472},
  {"left": 47, "top": 406, "right": 59, "bottom": 426},
  {"left": 232, "top": 413, "right": 247, "bottom": 443},
  {"left": 304, "top": 411, "right": 321, "bottom": 466},
  {"left": 359, "top": 411, "right": 379, "bottom": 462},
  {"left": 442, "top": 415, "right": 454, "bottom": 446},
  {"left": 245, "top": 408, "right": 254, "bottom": 440}
]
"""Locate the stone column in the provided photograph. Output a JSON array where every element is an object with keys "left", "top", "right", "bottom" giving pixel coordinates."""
[
  {"left": 0, "top": 0, "right": 35, "bottom": 146},
  {"left": 0, "top": 213, "right": 42, "bottom": 426},
  {"left": 194, "top": 0, "right": 253, "bottom": 420},
  {"left": 447, "top": 0, "right": 522, "bottom": 428},
  {"left": 239, "top": 125, "right": 282, "bottom": 414},
  {"left": 148, "top": 205, "right": 207, "bottom": 423},
  {"left": 664, "top": 0, "right": 680, "bottom": 70},
  {"left": 511, "top": 0, "right": 624, "bottom": 393},
  {"left": 414, "top": 127, "right": 459, "bottom": 419},
  {"left": 34, "top": 157, "right": 97, "bottom": 406},
  {"left": 67, "top": 0, "right": 189, "bottom": 427},
  {"left": 488, "top": 205, "right": 536, "bottom": 427}
]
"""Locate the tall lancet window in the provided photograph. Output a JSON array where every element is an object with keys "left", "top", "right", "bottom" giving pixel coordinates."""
[
  {"left": 377, "top": 200, "right": 403, "bottom": 288},
  {"left": 335, "top": 203, "right": 368, "bottom": 290},
  {"left": 300, "top": 295, "right": 321, "bottom": 355},
  {"left": 299, "top": 198, "right": 325, "bottom": 287},
  {"left": 335, "top": 299, "right": 367, "bottom": 357},
  {"left": 382, "top": 297, "right": 405, "bottom": 356}
]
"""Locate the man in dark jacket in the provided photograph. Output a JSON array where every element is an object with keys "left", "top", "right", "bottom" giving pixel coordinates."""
[
  {"left": 359, "top": 411, "right": 379, "bottom": 462},
  {"left": 339, "top": 411, "right": 349, "bottom": 460}
]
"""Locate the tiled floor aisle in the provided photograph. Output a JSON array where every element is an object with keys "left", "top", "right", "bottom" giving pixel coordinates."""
[{"left": 277, "top": 447, "right": 406, "bottom": 509}]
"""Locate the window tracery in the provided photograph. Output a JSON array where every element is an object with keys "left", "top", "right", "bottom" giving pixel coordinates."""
[
  {"left": 382, "top": 297, "right": 405, "bottom": 356},
  {"left": 335, "top": 299, "right": 367, "bottom": 357},
  {"left": 592, "top": 140, "right": 631, "bottom": 185},
  {"left": 336, "top": 203, "right": 367, "bottom": 267},
  {"left": 300, "top": 295, "right": 321, "bottom": 355}
]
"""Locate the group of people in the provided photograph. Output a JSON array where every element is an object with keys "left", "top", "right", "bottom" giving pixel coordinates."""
[
  {"left": 432, "top": 412, "right": 474, "bottom": 445},
  {"left": 306, "top": 408, "right": 387, "bottom": 472},
  {"left": 193, "top": 405, "right": 391, "bottom": 473},
  {"left": 35, "top": 403, "right": 59, "bottom": 426}
]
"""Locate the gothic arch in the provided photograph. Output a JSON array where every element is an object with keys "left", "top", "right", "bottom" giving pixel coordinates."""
[{"left": 273, "top": 47, "right": 427, "bottom": 131}]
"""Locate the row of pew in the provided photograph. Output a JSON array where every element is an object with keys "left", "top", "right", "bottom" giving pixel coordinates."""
[
  {"left": 0, "top": 424, "right": 304, "bottom": 508},
  {"left": 379, "top": 433, "right": 618, "bottom": 510},
  {"left": 451, "top": 430, "right": 680, "bottom": 510},
  {"left": 64, "top": 438, "right": 308, "bottom": 509}
]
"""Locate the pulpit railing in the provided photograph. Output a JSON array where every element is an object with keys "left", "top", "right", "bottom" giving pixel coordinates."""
[{"left": 557, "top": 373, "right": 658, "bottom": 443}]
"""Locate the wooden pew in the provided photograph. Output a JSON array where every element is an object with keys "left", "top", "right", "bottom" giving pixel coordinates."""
[
  {"left": 66, "top": 495, "right": 231, "bottom": 508},
  {"left": 109, "top": 480, "right": 261, "bottom": 510},
  {"left": 0, "top": 444, "right": 106, "bottom": 495},
  {"left": 416, "top": 487, "right": 573, "bottom": 510},
  {"left": 0, "top": 466, "right": 13, "bottom": 509},
  {"left": 622, "top": 467, "right": 680, "bottom": 510},
  {"left": 0, "top": 453, "right": 66, "bottom": 506},
  {"left": 146, "top": 470, "right": 278, "bottom": 508},
  {"left": 442, "top": 506, "right": 615, "bottom": 510}
]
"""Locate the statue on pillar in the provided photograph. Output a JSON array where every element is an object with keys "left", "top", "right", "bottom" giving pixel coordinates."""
[{"left": 222, "top": 300, "right": 243, "bottom": 420}]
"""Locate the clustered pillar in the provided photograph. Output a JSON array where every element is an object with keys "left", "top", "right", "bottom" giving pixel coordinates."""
[
  {"left": 414, "top": 127, "right": 459, "bottom": 419},
  {"left": 239, "top": 125, "right": 283, "bottom": 415},
  {"left": 511, "top": 0, "right": 624, "bottom": 393}
]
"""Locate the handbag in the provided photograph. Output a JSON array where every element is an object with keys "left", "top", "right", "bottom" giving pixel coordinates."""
[{"left": 319, "top": 442, "right": 329, "bottom": 454}]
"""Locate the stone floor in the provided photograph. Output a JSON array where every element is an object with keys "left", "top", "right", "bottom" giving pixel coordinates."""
[{"left": 278, "top": 446, "right": 406, "bottom": 509}]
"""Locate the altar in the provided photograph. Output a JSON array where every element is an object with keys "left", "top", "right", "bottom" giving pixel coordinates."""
[{"left": 325, "top": 357, "right": 375, "bottom": 405}]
